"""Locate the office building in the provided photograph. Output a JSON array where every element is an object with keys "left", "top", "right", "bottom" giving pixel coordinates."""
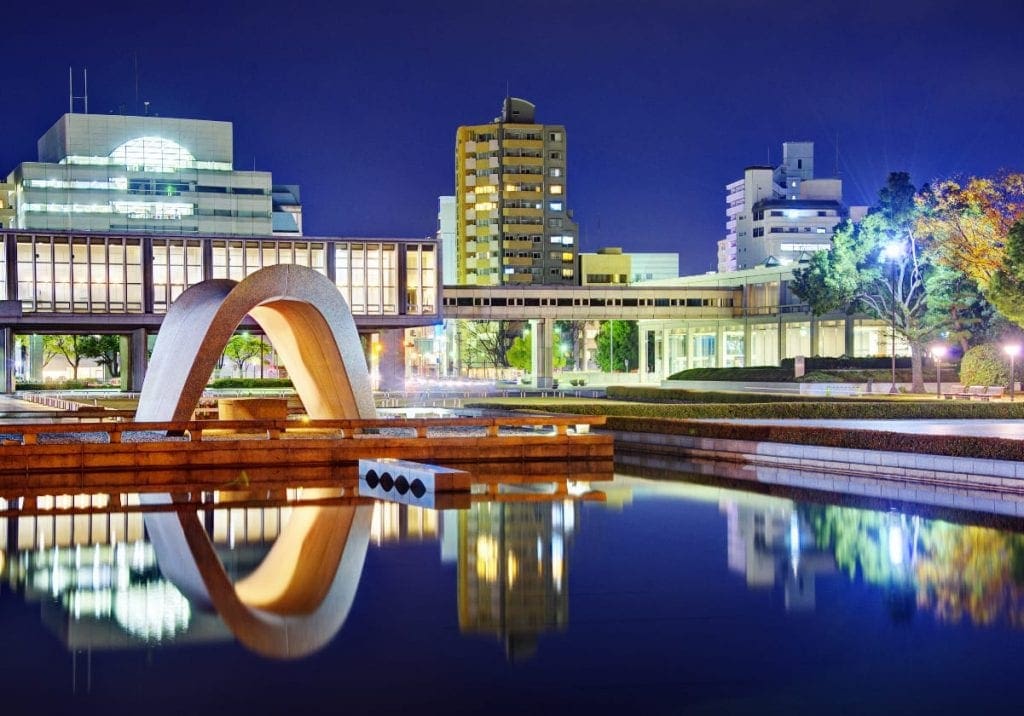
[
  {"left": 718, "top": 142, "right": 847, "bottom": 272},
  {"left": 455, "top": 98, "right": 578, "bottom": 286},
  {"left": 6, "top": 112, "right": 302, "bottom": 236}
]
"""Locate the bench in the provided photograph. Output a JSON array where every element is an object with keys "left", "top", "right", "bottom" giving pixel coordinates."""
[{"left": 944, "top": 385, "right": 1006, "bottom": 401}]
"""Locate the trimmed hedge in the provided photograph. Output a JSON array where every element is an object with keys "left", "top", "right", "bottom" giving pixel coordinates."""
[
  {"left": 667, "top": 367, "right": 793, "bottom": 382},
  {"left": 781, "top": 356, "right": 914, "bottom": 370},
  {"left": 207, "top": 378, "right": 294, "bottom": 389},
  {"left": 605, "top": 385, "right": 871, "bottom": 404},
  {"left": 607, "top": 415, "right": 1024, "bottom": 461},
  {"left": 465, "top": 397, "right": 1024, "bottom": 420}
]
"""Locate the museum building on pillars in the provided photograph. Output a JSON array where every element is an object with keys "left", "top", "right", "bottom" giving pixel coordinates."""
[{"left": 0, "top": 111, "right": 439, "bottom": 392}]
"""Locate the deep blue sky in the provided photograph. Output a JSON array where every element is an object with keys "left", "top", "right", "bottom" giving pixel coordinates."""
[{"left": 4, "top": 0, "right": 1023, "bottom": 274}]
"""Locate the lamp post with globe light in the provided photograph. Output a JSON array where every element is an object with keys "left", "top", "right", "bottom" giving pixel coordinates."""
[
  {"left": 1005, "top": 344, "right": 1021, "bottom": 402},
  {"left": 882, "top": 242, "right": 905, "bottom": 394},
  {"left": 930, "top": 344, "right": 946, "bottom": 398}
]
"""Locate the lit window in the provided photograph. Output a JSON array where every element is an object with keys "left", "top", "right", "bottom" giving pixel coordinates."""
[
  {"left": 549, "top": 185, "right": 563, "bottom": 195},
  {"left": 109, "top": 137, "right": 197, "bottom": 173},
  {"left": 549, "top": 167, "right": 562, "bottom": 177},
  {"left": 549, "top": 201, "right": 563, "bottom": 211}
]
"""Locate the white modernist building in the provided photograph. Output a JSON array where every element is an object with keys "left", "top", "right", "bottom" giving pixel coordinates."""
[
  {"left": 6, "top": 113, "right": 301, "bottom": 236},
  {"left": 718, "top": 142, "right": 849, "bottom": 272}
]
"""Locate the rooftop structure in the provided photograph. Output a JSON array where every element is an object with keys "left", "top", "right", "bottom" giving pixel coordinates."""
[
  {"left": 6, "top": 113, "right": 302, "bottom": 237},
  {"left": 718, "top": 142, "right": 848, "bottom": 272}
]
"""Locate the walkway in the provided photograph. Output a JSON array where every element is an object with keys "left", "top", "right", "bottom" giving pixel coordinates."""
[{"left": 702, "top": 418, "right": 1024, "bottom": 440}]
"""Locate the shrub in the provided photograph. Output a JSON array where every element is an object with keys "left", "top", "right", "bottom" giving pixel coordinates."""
[
  {"left": 605, "top": 385, "right": 870, "bottom": 404},
  {"left": 465, "top": 397, "right": 1024, "bottom": 420},
  {"left": 959, "top": 344, "right": 1009, "bottom": 387},
  {"left": 606, "top": 416, "right": 1024, "bottom": 461},
  {"left": 208, "top": 377, "right": 294, "bottom": 389},
  {"left": 781, "top": 356, "right": 912, "bottom": 370},
  {"left": 668, "top": 366, "right": 794, "bottom": 382}
]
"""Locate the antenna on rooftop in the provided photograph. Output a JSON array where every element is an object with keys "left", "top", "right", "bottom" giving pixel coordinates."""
[
  {"left": 134, "top": 53, "right": 140, "bottom": 115},
  {"left": 68, "top": 67, "right": 89, "bottom": 114}
]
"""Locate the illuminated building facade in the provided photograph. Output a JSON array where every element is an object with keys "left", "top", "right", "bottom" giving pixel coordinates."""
[
  {"left": 718, "top": 142, "right": 852, "bottom": 272},
  {"left": 0, "top": 228, "right": 440, "bottom": 390},
  {"left": 455, "top": 98, "right": 578, "bottom": 286},
  {"left": 6, "top": 113, "right": 302, "bottom": 236}
]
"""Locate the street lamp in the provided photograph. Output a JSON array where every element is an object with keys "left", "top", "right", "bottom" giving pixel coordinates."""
[
  {"left": 930, "top": 344, "right": 946, "bottom": 398},
  {"left": 1005, "top": 344, "right": 1021, "bottom": 401},
  {"left": 882, "top": 241, "right": 905, "bottom": 394}
]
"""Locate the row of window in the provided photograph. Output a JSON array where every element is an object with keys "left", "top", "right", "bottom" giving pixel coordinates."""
[
  {"left": 4, "top": 235, "right": 436, "bottom": 316},
  {"left": 444, "top": 295, "right": 733, "bottom": 308}
]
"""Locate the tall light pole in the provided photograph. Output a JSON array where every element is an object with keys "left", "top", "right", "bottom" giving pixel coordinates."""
[
  {"left": 1005, "top": 344, "right": 1021, "bottom": 401},
  {"left": 883, "top": 242, "right": 905, "bottom": 395},
  {"left": 930, "top": 344, "right": 946, "bottom": 398}
]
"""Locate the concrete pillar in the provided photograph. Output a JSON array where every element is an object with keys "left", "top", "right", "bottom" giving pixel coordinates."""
[
  {"left": 122, "top": 329, "right": 148, "bottom": 392},
  {"left": 29, "top": 334, "right": 44, "bottom": 382},
  {"left": 715, "top": 323, "right": 725, "bottom": 368},
  {"left": 1, "top": 327, "right": 13, "bottom": 394},
  {"left": 845, "top": 316, "right": 856, "bottom": 357},
  {"left": 379, "top": 329, "right": 406, "bottom": 392},
  {"left": 809, "top": 317, "right": 819, "bottom": 357},
  {"left": 662, "top": 328, "right": 672, "bottom": 380},
  {"left": 638, "top": 328, "right": 648, "bottom": 384},
  {"left": 743, "top": 321, "right": 752, "bottom": 367},
  {"left": 778, "top": 320, "right": 787, "bottom": 362},
  {"left": 530, "top": 318, "right": 554, "bottom": 389}
]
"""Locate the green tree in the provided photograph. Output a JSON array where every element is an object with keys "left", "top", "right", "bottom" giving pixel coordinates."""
[
  {"left": 42, "top": 335, "right": 85, "bottom": 380},
  {"left": 506, "top": 333, "right": 531, "bottom": 371},
  {"left": 792, "top": 173, "right": 947, "bottom": 392},
  {"left": 986, "top": 222, "right": 1024, "bottom": 327},
  {"left": 223, "top": 334, "right": 264, "bottom": 376},
  {"left": 78, "top": 335, "right": 121, "bottom": 378},
  {"left": 505, "top": 329, "right": 570, "bottom": 372},
  {"left": 595, "top": 320, "right": 637, "bottom": 372}
]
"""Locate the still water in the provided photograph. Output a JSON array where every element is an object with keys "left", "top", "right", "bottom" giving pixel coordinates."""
[{"left": 3, "top": 472, "right": 1024, "bottom": 715}]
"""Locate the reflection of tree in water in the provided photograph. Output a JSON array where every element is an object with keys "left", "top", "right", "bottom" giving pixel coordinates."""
[
  {"left": 804, "top": 505, "right": 1024, "bottom": 628},
  {"left": 915, "top": 524, "right": 1024, "bottom": 628}
]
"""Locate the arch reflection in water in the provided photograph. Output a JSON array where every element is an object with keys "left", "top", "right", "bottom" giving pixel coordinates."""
[
  {"left": 134, "top": 264, "right": 377, "bottom": 658},
  {"left": 162, "top": 495, "right": 373, "bottom": 659}
]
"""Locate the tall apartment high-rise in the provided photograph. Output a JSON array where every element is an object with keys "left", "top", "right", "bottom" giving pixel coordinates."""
[
  {"left": 717, "top": 142, "right": 846, "bottom": 272},
  {"left": 455, "top": 98, "right": 578, "bottom": 285}
]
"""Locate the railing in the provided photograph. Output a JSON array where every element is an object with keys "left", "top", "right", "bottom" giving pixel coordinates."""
[{"left": 1, "top": 415, "right": 607, "bottom": 446}]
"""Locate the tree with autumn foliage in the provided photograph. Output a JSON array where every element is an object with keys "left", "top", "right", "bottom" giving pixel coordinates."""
[{"left": 917, "top": 173, "right": 1024, "bottom": 331}]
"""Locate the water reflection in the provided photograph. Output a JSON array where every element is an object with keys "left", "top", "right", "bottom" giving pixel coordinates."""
[
  {"left": 5, "top": 474, "right": 1024, "bottom": 669},
  {"left": 0, "top": 485, "right": 578, "bottom": 662}
]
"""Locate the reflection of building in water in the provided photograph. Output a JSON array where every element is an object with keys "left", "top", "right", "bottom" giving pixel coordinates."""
[
  {"left": 0, "top": 492, "right": 314, "bottom": 651},
  {"left": 457, "top": 499, "right": 574, "bottom": 661},
  {"left": 370, "top": 503, "right": 439, "bottom": 546},
  {"left": 721, "top": 500, "right": 835, "bottom": 611}
]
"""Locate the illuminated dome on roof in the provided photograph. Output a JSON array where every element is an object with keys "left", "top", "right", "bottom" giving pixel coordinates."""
[{"left": 109, "top": 136, "right": 196, "bottom": 172}]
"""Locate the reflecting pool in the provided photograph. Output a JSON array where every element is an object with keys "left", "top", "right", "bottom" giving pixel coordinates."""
[{"left": 3, "top": 472, "right": 1024, "bottom": 714}]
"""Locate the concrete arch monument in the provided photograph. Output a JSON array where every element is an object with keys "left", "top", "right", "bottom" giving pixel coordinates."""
[{"left": 136, "top": 265, "right": 377, "bottom": 658}]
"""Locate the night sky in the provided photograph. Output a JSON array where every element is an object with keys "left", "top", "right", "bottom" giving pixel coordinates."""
[{"left": 4, "top": 0, "right": 1022, "bottom": 274}]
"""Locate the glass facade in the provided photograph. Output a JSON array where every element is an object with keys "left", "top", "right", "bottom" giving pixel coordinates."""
[
  {"left": 16, "top": 234, "right": 143, "bottom": 312},
  {"left": 5, "top": 231, "right": 438, "bottom": 320},
  {"left": 152, "top": 239, "right": 203, "bottom": 313},
  {"left": 211, "top": 239, "right": 327, "bottom": 282},
  {"left": 406, "top": 244, "right": 437, "bottom": 315}
]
